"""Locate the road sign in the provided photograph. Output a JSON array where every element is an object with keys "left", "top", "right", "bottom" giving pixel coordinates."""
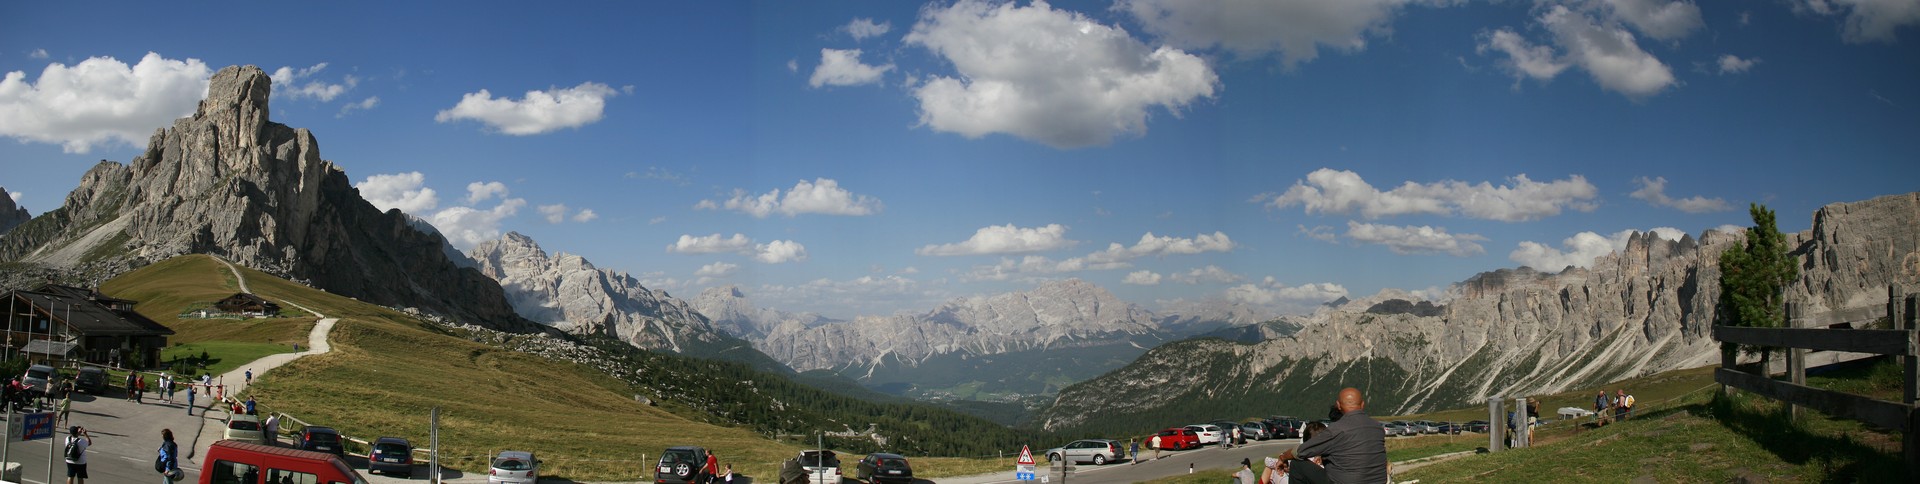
[
  {"left": 20, "top": 413, "right": 52, "bottom": 441},
  {"left": 1016, "top": 445, "right": 1036, "bottom": 465},
  {"left": 5, "top": 413, "right": 19, "bottom": 442},
  {"left": 1016, "top": 471, "right": 1035, "bottom": 481}
]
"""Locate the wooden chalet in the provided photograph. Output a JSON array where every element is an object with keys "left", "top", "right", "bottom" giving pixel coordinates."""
[
  {"left": 1, "top": 284, "right": 174, "bottom": 368},
  {"left": 214, "top": 292, "right": 281, "bottom": 317}
]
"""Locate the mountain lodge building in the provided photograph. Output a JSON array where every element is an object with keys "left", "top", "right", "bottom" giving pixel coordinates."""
[{"left": 0, "top": 284, "right": 174, "bottom": 368}]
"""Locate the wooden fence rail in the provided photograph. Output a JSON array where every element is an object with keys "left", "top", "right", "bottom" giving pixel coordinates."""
[{"left": 1712, "top": 285, "right": 1919, "bottom": 473}]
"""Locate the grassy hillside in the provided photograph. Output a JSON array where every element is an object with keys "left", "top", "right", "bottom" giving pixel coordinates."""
[{"left": 101, "top": 255, "right": 315, "bottom": 346}]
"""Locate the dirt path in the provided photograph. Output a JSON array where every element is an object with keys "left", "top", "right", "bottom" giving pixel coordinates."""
[{"left": 190, "top": 257, "right": 338, "bottom": 460}]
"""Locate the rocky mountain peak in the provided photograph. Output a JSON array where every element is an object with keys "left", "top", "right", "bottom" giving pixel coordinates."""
[{"left": 0, "top": 187, "right": 27, "bottom": 236}]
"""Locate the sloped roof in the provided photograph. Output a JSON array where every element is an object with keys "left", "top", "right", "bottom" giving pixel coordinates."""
[
  {"left": 6, "top": 287, "right": 174, "bottom": 337},
  {"left": 23, "top": 339, "right": 76, "bottom": 356}
]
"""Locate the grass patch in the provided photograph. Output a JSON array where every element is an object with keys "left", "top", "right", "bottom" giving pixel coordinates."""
[
  {"left": 161, "top": 341, "right": 296, "bottom": 377},
  {"left": 1386, "top": 433, "right": 1483, "bottom": 463},
  {"left": 103, "top": 256, "right": 809, "bottom": 481},
  {"left": 1142, "top": 469, "right": 1235, "bottom": 483}
]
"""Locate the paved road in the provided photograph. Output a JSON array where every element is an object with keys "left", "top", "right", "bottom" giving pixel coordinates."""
[
  {"left": 1, "top": 389, "right": 209, "bottom": 484},
  {"left": 940, "top": 440, "right": 1302, "bottom": 484}
]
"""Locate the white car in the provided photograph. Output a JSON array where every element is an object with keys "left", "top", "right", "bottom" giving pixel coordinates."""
[
  {"left": 799, "top": 450, "right": 841, "bottom": 484},
  {"left": 222, "top": 414, "right": 263, "bottom": 443},
  {"left": 21, "top": 365, "right": 54, "bottom": 394},
  {"left": 1184, "top": 424, "right": 1223, "bottom": 445},
  {"left": 488, "top": 450, "right": 539, "bottom": 484}
]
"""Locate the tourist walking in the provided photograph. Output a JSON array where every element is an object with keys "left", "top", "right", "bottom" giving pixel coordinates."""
[
  {"left": 57, "top": 390, "right": 72, "bottom": 425},
  {"left": 1150, "top": 433, "right": 1162, "bottom": 461},
  {"left": 64, "top": 426, "right": 91, "bottom": 484},
  {"left": 124, "top": 372, "right": 136, "bottom": 402},
  {"left": 1615, "top": 389, "right": 1628, "bottom": 422},
  {"left": 157, "top": 428, "right": 181, "bottom": 483},
  {"left": 245, "top": 368, "right": 252, "bottom": 386},
  {"left": 134, "top": 375, "right": 146, "bottom": 404},
  {"left": 1129, "top": 438, "right": 1139, "bottom": 465},
  {"left": 264, "top": 413, "right": 279, "bottom": 445},
  {"left": 244, "top": 395, "right": 256, "bottom": 415},
  {"left": 1594, "top": 390, "right": 1611, "bottom": 426},
  {"left": 1623, "top": 390, "right": 1636, "bottom": 420},
  {"left": 185, "top": 385, "right": 196, "bottom": 416}
]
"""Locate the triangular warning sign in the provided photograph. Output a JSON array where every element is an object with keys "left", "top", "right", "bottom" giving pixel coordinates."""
[{"left": 1017, "top": 445, "right": 1036, "bottom": 465}]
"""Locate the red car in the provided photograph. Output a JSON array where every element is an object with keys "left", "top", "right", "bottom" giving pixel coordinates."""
[{"left": 1152, "top": 427, "right": 1200, "bottom": 450}]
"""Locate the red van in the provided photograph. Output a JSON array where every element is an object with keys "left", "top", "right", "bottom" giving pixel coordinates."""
[{"left": 202, "top": 440, "right": 368, "bottom": 484}]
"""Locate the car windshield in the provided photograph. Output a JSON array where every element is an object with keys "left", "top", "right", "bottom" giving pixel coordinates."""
[
  {"left": 374, "top": 443, "right": 409, "bottom": 454},
  {"left": 494, "top": 458, "right": 533, "bottom": 471},
  {"left": 25, "top": 369, "right": 48, "bottom": 379},
  {"left": 881, "top": 458, "right": 908, "bottom": 468},
  {"left": 309, "top": 432, "right": 340, "bottom": 443},
  {"left": 662, "top": 450, "right": 696, "bottom": 465},
  {"left": 801, "top": 453, "right": 839, "bottom": 467},
  {"left": 228, "top": 420, "right": 260, "bottom": 431}
]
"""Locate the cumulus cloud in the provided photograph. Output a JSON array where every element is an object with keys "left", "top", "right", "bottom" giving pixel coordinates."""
[
  {"left": 7, "top": 191, "right": 21, "bottom": 203},
  {"left": 1478, "top": 28, "right": 1571, "bottom": 82},
  {"left": 0, "top": 52, "right": 211, "bottom": 153},
  {"left": 628, "top": 166, "right": 691, "bottom": 186},
  {"left": 429, "top": 197, "right": 527, "bottom": 249},
  {"left": 1344, "top": 221, "right": 1488, "bottom": 257},
  {"left": 1717, "top": 55, "right": 1760, "bottom": 74},
  {"left": 1509, "top": 227, "right": 1685, "bottom": 271},
  {"left": 466, "top": 181, "right": 509, "bottom": 204},
  {"left": 961, "top": 255, "right": 1115, "bottom": 282},
  {"left": 1267, "top": 168, "right": 1599, "bottom": 222},
  {"left": 810, "top": 49, "right": 894, "bottom": 88},
  {"left": 28, "top": 49, "right": 48, "bottom": 59},
  {"left": 695, "top": 261, "right": 740, "bottom": 279},
  {"left": 903, "top": 0, "right": 1218, "bottom": 148},
  {"left": 697, "top": 178, "right": 883, "bottom": 218},
  {"left": 1299, "top": 224, "right": 1340, "bottom": 243},
  {"left": 571, "top": 209, "right": 598, "bottom": 223},
  {"left": 1084, "top": 231, "right": 1236, "bottom": 265},
  {"left": 1792, "top": 0, "right": 1920, "bottom": 43},
  {"left": 538, "top": 204, "right": 568, "bottom": 224},
  {"left": 1630, "top": 176, "right": 1732, "bottom": 213},
  {"left": 1171, "top": 265, "right": 1243, "bottom": 284},
  {"left": 336, "top": 96, "right": 379, "bottom": 118},
  {"left": 1477, "top": 4, "right": 1679, "bottom": 99},
  {"left": 1600, "top": 0, "right": 1704, "bottom": 41},
  {"left": 917, "top": 223, "right": 1075, "bottom": 256},
  {"left": 1123, "top": 270, "right": 1164, "bottom": 285},
  {"left": 667, "top": 233, "right": 808, "bottom": 264},
  {"left": 842, "top": 17, "right": 893, "bottom": 40},
  {"left": 270, "top": 63, "right": 355, "bottom": 102},
  {"left": 434, "top": 82, "right": 618, "bottom": 135},
  {"left": 1225, "top": 276, "right": 1349, "bottom": 306},
  {"left": 1119, "top": 0, "right": 1428, "bottom": 66},
  {"left": 356, "top": 172, "right": 440, "bottom": 214}
]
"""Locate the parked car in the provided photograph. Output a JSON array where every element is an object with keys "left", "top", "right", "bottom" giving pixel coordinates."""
[
  {"left": 798, "top": 450, "right": 841, "bottom": 484},
  {"left": 857, "top": 453, "right": 915, "bottom": 484},
  {"left": 1045, "top": 439, "right": 1123, "bottom": 465},
  {"left": 74, "top": 366, "right": 107, "bottom": 394},
  {"left": 1267, "top": 418, "right": 1303, "bottom": 439},
  {"left": 655, "top": 446, "right": 712, "bottom": 484},
  {"left": 369, "top": 436, "right": 415, "bottom": 478},
  {"left": 1210, "top": 420, "right": 1246, "bottom": 442},
  {"left": 1185, "top": 424, "right": 1223, "bottom": 445},
  {"left": 199, "top": 440, "right": 365, "bottom": 484},
  {"left": 1240, "top": 422, "right": 1270, "bottom": 441},
  {"left": 1154, "top": 427, "right": 1200, "bottom": 450},
  {"left": 21, "top": 364, "right": 53, "bottom": 395},
  {"left": 1410, "top": 420, "right": 1441, "bottom": 434},
  {"left": 297, "top": 426, "right": 345, "bottom": 456},
  {"left": 1464, "top": 420, "right": 1490, "bottom": 433},
  {"left": 488, "top": 450, "right": 539, "bottom": 484},
  {"left": 1435, "top": 421, "right": 1464, "bottom": 435},
  {"left": 1383, "top": 421, "right": 1412, "bottom": 437},
  {"left": 222, "top": 414, "right": 264, "bottom": 444}
]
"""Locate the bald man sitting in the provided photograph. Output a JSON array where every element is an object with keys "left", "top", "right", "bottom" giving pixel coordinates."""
[{"left": 1279, "top": 387, "right": 1389, "bottom": 484}]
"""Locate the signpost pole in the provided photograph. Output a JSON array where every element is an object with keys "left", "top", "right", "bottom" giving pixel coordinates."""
[
  {"left": 2, "top": 411, "right": 11, "bottom": 477},
  {"left": 46, "top": 416, "right": 53, "bottom": 484}
]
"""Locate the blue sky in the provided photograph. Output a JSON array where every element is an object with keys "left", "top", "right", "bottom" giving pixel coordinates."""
[{"left": 3, "top": 1, "right": 1917, "bottom": 319}]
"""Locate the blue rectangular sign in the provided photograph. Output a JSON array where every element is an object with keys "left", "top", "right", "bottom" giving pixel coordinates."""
[{"left": 21, "top": 412, "right": 53, "bottom": 441}]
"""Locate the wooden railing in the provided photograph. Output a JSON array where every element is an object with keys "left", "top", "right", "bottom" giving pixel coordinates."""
[{"left": 1712, "top": 285, "right": 1919, "bottom": 471}]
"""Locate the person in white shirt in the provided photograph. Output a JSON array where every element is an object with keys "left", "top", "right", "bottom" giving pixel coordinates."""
[{"left": 65, "top": 426, "right": 91, "bottom": 484}]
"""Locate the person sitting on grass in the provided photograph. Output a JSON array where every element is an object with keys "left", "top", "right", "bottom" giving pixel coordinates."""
[{"left": 1279, "top": 388, "right": 1387, "bottom": 484}]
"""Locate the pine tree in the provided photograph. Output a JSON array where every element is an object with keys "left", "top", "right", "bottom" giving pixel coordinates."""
[{"left": 1718, "top": 203, "right": 1800, "bottom": 372}]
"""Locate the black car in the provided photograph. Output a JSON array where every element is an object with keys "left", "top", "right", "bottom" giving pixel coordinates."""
[
  {"left": 74, "top": 367, "right": 107, "bottom": 395},
  {"left": 656, "top": 446, "right": 711, "bottom": 484},
  {"left": 1435, "top": 421, "right": 1464, "bottom": 435},
  {"left": 857, "top": 453, "right": 914, "bottom": 484},
  {"left": 369, "top": 436, "right": 414, "bottom": 477},
  {"left": 1464, "top": 420, "right": 1490, "bottom": 433},
  {"left": 1267, "top": 418, "right": 1304, "bottom": 439},
  {"left": 298, "top": 426, "right": 345, "bottom": 456}
]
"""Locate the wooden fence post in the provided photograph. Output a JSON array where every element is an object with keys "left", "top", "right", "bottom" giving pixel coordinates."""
[
  {"left": 1489, "top": 398, "right": 1505, "bottom": 453},
  {"left": 1789, "top": 302, "right": 1806, "bottom": 423},
  {"left": 1514, "top": 396, "right": 1530, "bottom": 449},
  {"left": 1898, "top": 286, "right": 1916, "bottom": 407}
]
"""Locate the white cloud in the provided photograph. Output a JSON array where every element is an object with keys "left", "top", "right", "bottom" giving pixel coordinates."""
[
  {"left": 899, "top": 266, "right": 920, "bottom": 275},
  {"left": 1344, "top": 221, "right": 1488, "bottom": 257},
  {"left": 1600, "top": 0, "right": 1704, "bottom": 41},
  {"left": 1792, "top": 0, "right": 1920, "bottom": 43},
  {"left": 961, "top": 255, "right": 1116, "bottom": 282},
  {"left": 1123, "top": 270, "right": 1164, "bottom": 285},
  {"left": 667, "top": 233, "right": 757, "bottom": 254},
  {"left": 538, "top": 204, "right": 568, "bottom": 224},
  {"left": 699, "top": 178, "right": 883, "bottom": 218},
  {"left": 1717, "top": 55, "right": 1760, "bottom": 74},
  {"left": 0, "top": 52, "right": 211, "bottom": 153},
  {"left": 1299, "top": 224, "right": 1340, "bottom": 243},
  {"left": 336, "top": 96, "right": 379, "bottom": 118},
  {"left": 1225, "top": 276, "right": 1349, "bottom": 305},
  {"left": 629, "top": 166, "right": 692, "bottom": 186},
  {"left": 434, "top": 82, "right": 618, "bottom": 135},
  {"left": 810, "top": 49, "right": 894, "bottom": 88},
  {"left": 7, "top": 191, "right": 20, "bottom": 203},
  {"left": 1630, "top": 176, "right": 1732, "bottom": 213},
  {"left": 1479, "top": 28, "right": 1571, "bottom": 82},
  {"left": 1119, "top": 0, "right": 1426, "bottom": 66},
  {"left": 1541, "top": 5, "right": 1678, "bottom": 98},
  {"left": 270, "top": 63, "right": 355, "bottom": 102},
  {"left": 428, "top": 197, "right": 526, "bottom": 249},
  {"left": 466, "top": 181, "right": 509, "bottom": 204},
  {"left": 28, "top": 49, "right": 48, "bottom": 60},
  {"left": 842, "top": 18, "right": 893, "bottom": 40},
  {"left": 786, "top": 58, "right": 799, "bottom": 73},
  {"left": 1085, "top": 231, "right": 1236, "bottom": 264},
  {"left": 753, "top": 240, "right": 809, "bottom": 264},
  {"left": 904, "top": 0, "right": 1218, "bottom": 148},
  {"left": 1171, "top": 265, "right": 1243, "bottom": 284},
  {"left": 666, "top": 233, "right": 807, "bottom": 264},
  {"left": 571, "top": 209, "right": 598, "bottom": 223},
  {"left": 1711, "top": 224, "right": 1745, "bottom": 235},
  {"left": 917, "top": 223, "right": 1075, "bottom": 256},
  {"left": 1268, "top": 168, "right": 1599, "bottom": 222},
  {"left": 648, "top": 216, "right": 668, "bottom": 225},
  {"left": 356, "top": 172, "right": 440, "bottom": 214},
  {"left": 1509, "top": 227, "right": 1685, "bottom": 271},
  {"left": 695, "top": 261, "right": 740, "bottom": 278}
]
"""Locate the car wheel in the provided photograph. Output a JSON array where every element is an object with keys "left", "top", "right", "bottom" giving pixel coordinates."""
[
  {"left": 1094, "top": 454, "right": 1107, "bottom": 465},
  {"left": 1048, "top": 453, "right": 1062, "bottom": 463}
]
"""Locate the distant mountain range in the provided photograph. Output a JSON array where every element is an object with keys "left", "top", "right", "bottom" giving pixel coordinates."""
[{"left": 1035, "top": 192, "right": 1920, "bottom": 436}]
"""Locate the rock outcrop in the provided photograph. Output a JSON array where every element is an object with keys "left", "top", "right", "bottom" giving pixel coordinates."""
[
  {"left": 0, "top": 65, "right": 539, "bottom": 332},
  {"left": 1037, "top": 193, "right": 1920, "bottom": 433},
  {"left": 0, "top": 189, "right": 26, "bottom": 235},
  {"left": 468, "top": 232, "right": 782, "bottom": 370}
]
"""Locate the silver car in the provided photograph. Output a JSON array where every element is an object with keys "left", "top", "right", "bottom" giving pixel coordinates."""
[
  {"left": 1044, "top": 439, "right": 1122, "bottom": 465},
  {"left": 1184, "top": 424, "right": 1223, "bottom": 445},
  {"left": 1411, "top": 420, "right": 1442, "bottom": 434},
  {"left": 1382, "top": 421, "right": 1413, "bottom": 437},
  {"left": 488, "top": 450, "right": 539, "bottom": 484}
]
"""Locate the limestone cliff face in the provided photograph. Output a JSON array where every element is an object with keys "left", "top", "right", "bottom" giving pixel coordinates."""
[
  {"left": 468, "top": 232, "right": 780, "bottom": 369},
  {"left": 0, "top": 65, "right": 537, "bottom": 332},
  {"left": 1038, "top": 193, "right": 1920, "bottom": 432},
  {"left": 0, "top": 189, "right": 27, "bottom": 235}
]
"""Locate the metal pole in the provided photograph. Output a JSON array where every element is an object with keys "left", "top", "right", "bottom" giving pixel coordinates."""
[
  {"left": 46, "top": 420, "right": 54, "bottom": 484},
  {"left": 430, "top": 406, "right": 441, "bottom": 484}
]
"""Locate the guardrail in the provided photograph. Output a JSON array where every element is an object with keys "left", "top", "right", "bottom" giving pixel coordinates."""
[{"left": 1711, "top": 285, "right": 1919, "bottom": 472}]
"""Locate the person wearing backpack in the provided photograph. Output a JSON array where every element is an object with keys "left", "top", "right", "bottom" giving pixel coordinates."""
[
  {"left": 1623, "top": 392, "right": 1637, "bottom": 420},
  {"left": 65, "top": 426, "right": 91, "bottom": 484},
  {"left": 157, "top": 428, "right": 180, "bottom": 483}
]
